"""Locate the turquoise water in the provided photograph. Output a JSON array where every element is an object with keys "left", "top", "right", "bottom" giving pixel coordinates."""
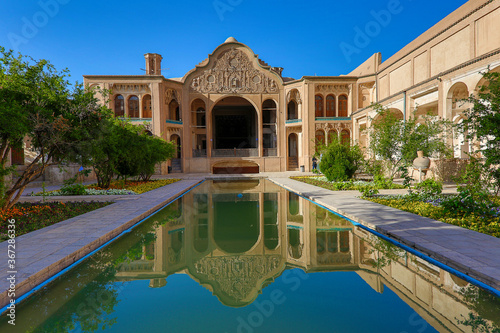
[{"left": 1, "top": 179, "right": 499, "bottom": 332}]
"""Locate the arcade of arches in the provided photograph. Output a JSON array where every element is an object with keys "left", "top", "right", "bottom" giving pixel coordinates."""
[{"left": 81, "top": 1, "right": 500, "bottom": 174}]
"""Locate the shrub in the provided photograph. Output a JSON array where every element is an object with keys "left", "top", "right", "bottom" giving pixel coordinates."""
[
  {"left": 319, "top": 138, "right": 363, "bottom": 182},
  {"left": 360, "top": 185, "right": 379, "bottom": 198},
  {"left": 373, "top": 174, "right": 394, "bottom": 189},
  {"left": 59, "top": 183, "right": 87, "bottom": 196},
  {"left": 59, "top": 174, "right": 86, "bottom": 195},
  {"left": 413, "top": 178, "right": 443, "bottom": 197},
  {"left": 441, "top": 157, "right": 496, "bottom": 218}
]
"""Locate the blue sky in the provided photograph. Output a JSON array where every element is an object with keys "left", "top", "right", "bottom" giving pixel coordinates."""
[{"left": 0, "top": 0, "right": 468, "bottom": 83}]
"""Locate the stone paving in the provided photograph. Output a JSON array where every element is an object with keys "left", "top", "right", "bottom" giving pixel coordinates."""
[
  {"left": 0, "top": 178, "right": 204, "bottom": 309},
  {"left": 268, "top": 177, "right": 500, "bottom": 292}
]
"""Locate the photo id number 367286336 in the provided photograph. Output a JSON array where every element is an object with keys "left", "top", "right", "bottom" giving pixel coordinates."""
[{"left": 6, "top": 218, "right": 17, "bottom": 325}]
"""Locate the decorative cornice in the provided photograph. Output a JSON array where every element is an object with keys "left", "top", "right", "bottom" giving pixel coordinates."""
[
  {"left": 315, "top": 84, "right": 350, "bottom": 93},
  {"left": 112, "top": 84, "right": 151, "bottom": 94}
]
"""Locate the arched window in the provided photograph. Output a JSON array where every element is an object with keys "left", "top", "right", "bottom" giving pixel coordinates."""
[
  {"left": 288, "top": 228, "right": 303, "bottom": 259},
  {"left": 328, "top": 130, "right": 338, "bottom": 145},
  {"left": 315, "top": 130, "right": 325, "bottom": 146},
  {"left": 287, "top": 100, "right": 297, "bottom": 120},
  {"left": 326, "top": 95, "right": 336, "bottom": 117},
  {"left": 340, "top": 231, "right": 349, "bottom": 253},
  {"left": 263, "top": 99, "right": 277, "bottom": 155},
  {"left": 317, "top": 232, "right": 326, "bottom": 254},
  {"left": 171, "top": 134, "right": 181, "bottom": 158},
  {"left": 143, "top": 95, "right": 152, "bottom": 118},
  {"left": 191, "top": 98, "right": 206, "bottom": 127},
  {"left": 114, "top": 95, "right": 124, "bottom": 117},
  {"left": 169, "top": 100, "right": 180, "bottom": 121},
  {"left": 128, "top": 96, "right": 139, "bottom": 118},
  {"left": 341, "top": 129, "right": 350, "bottom": 145},
  {"left": 315, "top": 95, "right": 324, "bottom": 118},
  {"left": 338, "top": 95, "right": 348, "bottom": 117},
  {"left": 288, "top": 133, "right": 298, "bottom": 170}
]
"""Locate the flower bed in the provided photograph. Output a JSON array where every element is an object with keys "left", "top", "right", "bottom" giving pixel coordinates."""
[
  {"left": 35, "top": 188, "right": 137, "bottom": 196},
  {"left": 91, "top": 179, "right": 180, "bottom": 194},
  {"left": 0, "top": 201, "right": 112, "bottom": 241},
  {"left": 365, "top": 195, "right": 500, "bottom": 238},
  {"left": 32, "top": 179, "right": 181, "bottom": 196},
  {"left": 291, "top": 176, "right": 404, "bottom": 191}
]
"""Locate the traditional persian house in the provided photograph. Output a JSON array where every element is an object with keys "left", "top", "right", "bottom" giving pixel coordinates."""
[{"left": 82, "top": 0, "right": 500, "bottom": 175}]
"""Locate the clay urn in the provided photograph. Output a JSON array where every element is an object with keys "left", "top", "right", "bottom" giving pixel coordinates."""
[{"left": 413, "top": 150, "right": 430, "bottom": 169}]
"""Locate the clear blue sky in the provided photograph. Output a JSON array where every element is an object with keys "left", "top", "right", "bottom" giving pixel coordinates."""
[{"left": 0, "top": 0, "right": 468, "bottom": 83}]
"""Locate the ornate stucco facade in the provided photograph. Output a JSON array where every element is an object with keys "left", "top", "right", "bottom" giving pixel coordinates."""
[{"left": 84, "top": 0, "right": 500, "bottom": 174}]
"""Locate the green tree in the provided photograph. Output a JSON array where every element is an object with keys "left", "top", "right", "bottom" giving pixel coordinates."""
[
  {"left": 367, "top": 104, "right": 452, "bottom": 179},
  {"left": 460, "top": 70, "right": 500, "bottom": 194},
  {"left": 0, "top": 47, "right": 109, "bottom": 210},
  {"left": 318, "top": 137, "right": 364, "bottom": 182},
  {"left": 83, "top": 118, "right": 175, "bottom": 187}
]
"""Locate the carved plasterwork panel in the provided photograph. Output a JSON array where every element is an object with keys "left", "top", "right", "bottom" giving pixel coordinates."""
[
  {"left": 144, "top": 123, "right": 153, "bottom": 132},
  {"left": 315, "top": 122, "right": 353, "bottom": 132},
  {"left": 359, "top": 82, "right": 375, "bottom": 90},
  {"left": 286, "top": 89, "right": 302, "bottom": 104},
  {"left": 112, "top": 84, "right": 151, "bottom": 94},
  {"left": 166, "top": 128, "right": 182, "bottom": 137},
  {"left": 286, "top": 126, "right": 302, "bottom": 135},
  {"left": 168, "top": 247, "right": 184, "bottom": 264},
  {"left": 190, "top": 48, "right": 279, "bottom": 94},
  {"left": 165, "top": 88, "right": 181, "bottom": 105},
  {"left": 315, "top": 84, "right": 350, "bottom": 94},
  {"left": 193, "top": 255, "right": 282, "bottom": 303}
]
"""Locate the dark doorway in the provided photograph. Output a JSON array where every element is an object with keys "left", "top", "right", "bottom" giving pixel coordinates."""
[{"left": 212, "top": 97, "right": 257, "bottom": 149}]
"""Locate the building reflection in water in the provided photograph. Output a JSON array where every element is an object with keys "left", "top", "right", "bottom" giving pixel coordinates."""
[{"left": 106, "top": 180, "right": 500, "bottom": 332}]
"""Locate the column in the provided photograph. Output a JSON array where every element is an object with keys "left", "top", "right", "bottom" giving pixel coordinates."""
[
  {"left": 348, "top": 84, "right": 353, "bottom": 117},
  {"left": 206, "top": 94, "right": 212, "bottom": 158},
  {"left": 258, "top": 101, "right": 263, "bottom": 158},
  {"left": 139, "top": 95, "right": 143, "bottom": 119},
  {"left": 151, "top": 84, "right": 162, "bottom": 136}
]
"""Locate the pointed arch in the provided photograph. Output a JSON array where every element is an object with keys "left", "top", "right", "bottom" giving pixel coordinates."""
[{"left": 326, "top": 94, "right": 336, "bottom": 117}]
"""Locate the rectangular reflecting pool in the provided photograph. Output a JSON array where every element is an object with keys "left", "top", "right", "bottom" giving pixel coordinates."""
[{"left": 2, "top": 179, "right": 499, "bottom": 332}]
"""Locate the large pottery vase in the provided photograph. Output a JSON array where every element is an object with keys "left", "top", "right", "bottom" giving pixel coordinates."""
[{"left": 413, "top": 150, "right": 430, "bottom": 169}]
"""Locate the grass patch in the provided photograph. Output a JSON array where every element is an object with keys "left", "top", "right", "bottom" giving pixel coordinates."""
[
  {"left": 365, "top": 196, "right": 500, "bottom": 238},
  {"left": 291, "top": 176, "right": 404, "bottom": 191},
  {"left": 0, "top": 201, "right": 112, "bottom": 241}
]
